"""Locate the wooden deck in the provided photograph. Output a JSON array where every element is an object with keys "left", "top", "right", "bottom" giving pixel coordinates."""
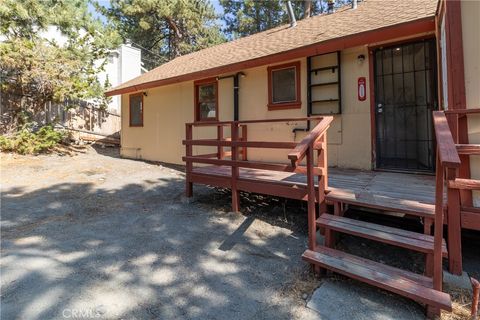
[
  {"left": 192, "top": 165, "right": 436, "bottom": 217},
  {"left": 183, "top": 116, "right": 459, "bottom": 315}
]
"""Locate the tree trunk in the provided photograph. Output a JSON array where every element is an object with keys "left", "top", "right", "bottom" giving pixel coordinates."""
[{"left": 304, "top": 0, "right": 312, "bottom": 19}]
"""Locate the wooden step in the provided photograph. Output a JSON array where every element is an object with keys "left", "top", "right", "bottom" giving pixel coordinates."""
[
  {"left": 461, "top": 206, "right": 480, "bottom": 230},
  {"left": 302, "top": 247, "right": 452, "bottom": 311},
  {"left": 326, "top": 189, "right": 435, "bottom": 219},
  {"left": 317, "top": 214, "right": 447, "bottom": 256}
]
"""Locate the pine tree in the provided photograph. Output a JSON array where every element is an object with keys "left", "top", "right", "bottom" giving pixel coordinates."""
[
  {"left": 100, "top": 0, "right": 225, "bottom": 69},
  {"left": 219, "top": 0, "right": 286, "bottom": 38},
  {"left": 0, "top": 0, "right": 121, "bottom": 130},
  {"left": 220, "top": 0, "right": 351, "bottom": 38}
]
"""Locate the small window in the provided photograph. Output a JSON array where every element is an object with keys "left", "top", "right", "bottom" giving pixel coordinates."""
[
  {"left": 195, "top": 78, "right": 218, "bottom": 121},
  {"left": 129, "top": 93, "right": 143, "bottom": 127},
  {"left": 268, "top": 61, "right": 301, "bottom": 110}
]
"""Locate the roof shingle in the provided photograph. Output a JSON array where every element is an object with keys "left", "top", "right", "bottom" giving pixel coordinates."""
[{"left": 107, "top": 0, "right": 437, "bottom": 95}]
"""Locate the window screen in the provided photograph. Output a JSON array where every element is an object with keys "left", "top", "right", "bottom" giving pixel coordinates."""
[
  {"left": 129, "top": 94, "right": 143, "bottom": 126},
  {"left": 197, "top": 83, "right": 217, "bottom": 121},
  {"left": 272, "top": 67, "right": 297, "bottom": 103}
]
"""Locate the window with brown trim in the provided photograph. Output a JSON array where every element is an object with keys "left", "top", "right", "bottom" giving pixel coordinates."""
[
  {"left": 195, "top": 78, "right": 218, "bottom": 122},
  {"left": 268, "top": 61, "right": 301, "bottom": 110},
  {"left": 129, "top": 93, "right": 143, "bottom": 127}
]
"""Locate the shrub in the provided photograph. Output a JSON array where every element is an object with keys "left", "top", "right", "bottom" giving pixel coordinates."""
[{"left": 0, "top": 125, "right": 67, "bottom": 154}]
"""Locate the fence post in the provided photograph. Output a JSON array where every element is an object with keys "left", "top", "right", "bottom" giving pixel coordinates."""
[{"left": 231, "top": 122, "right": 240, "bottom": 212}]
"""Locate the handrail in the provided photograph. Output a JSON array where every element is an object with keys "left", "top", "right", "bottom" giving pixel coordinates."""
[
  {"left": 183, "top": 139, "right": 297, "bottom": 149},
  {"left": 431, "top": 110, "right": 463, "bottom": 291},
  {"left": 430, "top": 109, "right": 480, "bottom": 282},
  {"left": 185, "top": 115, "right": 331, "bottom": 254},
  {"left": 186, "top": 116, "right": 327, "bottom": 127},
  {"left": 444, "top": 108, "right": 480, "bottom": 115},
  {"left": 288, "top": 116, "right": 334, "bottom": 165},
  {"left": 435, "top": 108, "right": 480, "bottom": 275},
  {"left": 432, "top": 111, "right": 461, "bottom": 168}
]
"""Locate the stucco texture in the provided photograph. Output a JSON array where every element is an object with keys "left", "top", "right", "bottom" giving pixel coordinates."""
[{"left": 120, "top": 46, "right": 372, "bottom": 170}]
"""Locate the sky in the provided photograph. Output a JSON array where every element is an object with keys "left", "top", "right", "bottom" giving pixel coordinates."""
[{"left": 88, "top": 0, "right": 226, "bottom": 26}]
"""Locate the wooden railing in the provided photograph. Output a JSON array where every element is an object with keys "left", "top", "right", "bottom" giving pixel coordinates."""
[
  {"left": 433, "top": 109, "right": 480, "bottom": 279},
  {"left": 183, "top": 116, "right": 333, "bottom": 250},
  {"left": 287, "top": 118, "right": 332, "bottom": 250},
  {"left": 432, "top": 111, "right": 460, "bottom": 290}
]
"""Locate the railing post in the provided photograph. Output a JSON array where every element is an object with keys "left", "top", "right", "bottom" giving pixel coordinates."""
[
  {"left": 307, "top": 143, "right": 317, "bottom": 251},
  {"left": 241, "top": 124, "right": 248, "bottom": 161},
  {"left": 185, "top": 124, "right": 193, "bottom": 197},
  {"left": 231, "top": 123, "right": 240, "bottom": 212},
  {"left": 448, "top": 113, "right": 473, "bottom": 206},
  {"left": 217, "top": 125, "right": 223, "bottom": 159},
  {"left": 433, "top": 153, "right": 444, "bottom": 291},
  {"left": 432, "top": 110, "right": 463, "bottom": 277},
  {"left": 447, "top": 167, "right": 463, "bottom": 275},
  {"left": 317, "top": 133, "right": 328, "bottom": 214}
]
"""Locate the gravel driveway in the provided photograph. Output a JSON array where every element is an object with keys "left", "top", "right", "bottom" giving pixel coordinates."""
[
  {"left": 1, "top": 146, "right": 319, "bottom": 320},
  {"left": 3, "top": 146, "right": 478, "bottom": 320}
]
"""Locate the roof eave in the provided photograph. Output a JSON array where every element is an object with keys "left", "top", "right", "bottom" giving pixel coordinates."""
[{"left": 105, "top": 16, "right": 435, "bottom": 97}]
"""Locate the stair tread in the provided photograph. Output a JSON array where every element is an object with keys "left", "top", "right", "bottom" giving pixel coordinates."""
[
  {"left": 317, "top": 214, "right": 447, "bottom": 255},
  {"left": 326, "top": 190, "right": 435, "bottom": 217},
  {"left": 303, "top": 247, "right": 452, "bottom": 311}
]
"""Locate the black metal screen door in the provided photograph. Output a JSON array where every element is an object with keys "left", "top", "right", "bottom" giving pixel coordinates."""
[{"left": 374, "top": 39, "right": 437, "bottom": 172}]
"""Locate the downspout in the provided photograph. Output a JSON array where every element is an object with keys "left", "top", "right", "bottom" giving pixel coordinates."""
[
  {"left": 286, "top": 0, "right": 309, "bottom": 134},
  {"left": 217, "top": 72, "right": 245, "bottom": 121},
  {"left": 234, "top": 74, "right": 239, "bottom": 121}
]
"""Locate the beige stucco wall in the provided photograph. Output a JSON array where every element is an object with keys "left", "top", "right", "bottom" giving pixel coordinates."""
[
  {"left": 461, "top": 0, "right": 480, "bottom": 206},
  {"left": 120, "top": 46, "right": 372, "bottom": 169}
]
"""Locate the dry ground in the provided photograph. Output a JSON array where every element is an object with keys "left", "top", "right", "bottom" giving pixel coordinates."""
[{"left": 1, "top": 145, "right": 478, "bottom": 319}]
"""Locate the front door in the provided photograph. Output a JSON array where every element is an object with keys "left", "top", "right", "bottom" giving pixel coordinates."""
[{"left": 374, "top": 39, "right": 437, "bottom": 172}]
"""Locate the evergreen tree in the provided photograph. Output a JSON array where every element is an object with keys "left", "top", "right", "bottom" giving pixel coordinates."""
[
  {"left": 99, "top": 0, "right": 225, "bottom": 69},
  {"left": 219, "top": 0, "right": 286, "bottom": 38},
  {"left": 220, "top": 0, "right": 352, "bottom": 38},
  {"left": 0, "top": 0, "right": 121, "bottom": 130}
]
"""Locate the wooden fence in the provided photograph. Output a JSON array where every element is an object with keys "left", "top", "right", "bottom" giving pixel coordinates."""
[{"left": 0, "top": 94, "right": 120, "bottom": 141}]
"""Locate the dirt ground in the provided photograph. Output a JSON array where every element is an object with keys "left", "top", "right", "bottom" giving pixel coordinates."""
[
  {"left": 1, "top": 145, "right": 478, "bottom": 320},
  {"left": 1, "top": 146, "right": 323, "bottom": 320}
]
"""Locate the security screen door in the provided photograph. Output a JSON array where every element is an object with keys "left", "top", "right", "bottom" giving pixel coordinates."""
[{"left": 374, "top": 39, "right": 437, "bottom": 172}]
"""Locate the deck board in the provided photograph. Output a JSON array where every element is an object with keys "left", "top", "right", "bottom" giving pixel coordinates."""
[{"left": 192, "top": 166, "right": 436, "bottom": 216}]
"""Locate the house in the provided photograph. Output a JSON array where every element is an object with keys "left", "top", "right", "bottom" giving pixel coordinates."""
[
  {"left": 30, "top": 26, "right": 144, "bottom": 141},
  {"left": 106, "top": 0, "right": 479, "bottom": 317},
  {"left": 41, "top": 26, "right": 143, "bottom": 115},
  {"left": 107, "top": 0, "right": 441, "bottom": 170},
  {"left": 96, "top": 42, "right": 143, "bottom": 115}
]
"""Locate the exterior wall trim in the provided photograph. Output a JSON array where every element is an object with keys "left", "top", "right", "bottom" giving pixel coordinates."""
[
  {"left": 129, "top": 93, "right": 144, "bottom": 127},
  {"left": 443, "top": 0, "right": 471, "bottom": 206},
  {"left": 267, "top": 61, "right": 302, "bottom": 111},
  {"left": 194, "top": 77, "right": 219, "bottom": 122}
]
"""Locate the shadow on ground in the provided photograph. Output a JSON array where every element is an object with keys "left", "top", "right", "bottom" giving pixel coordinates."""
[
  {"left": 2, "top": 147, "right": 478, "bottom": 320},
  {"left": 1, "top": 153, "right": 316, "bottom": 320}
]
